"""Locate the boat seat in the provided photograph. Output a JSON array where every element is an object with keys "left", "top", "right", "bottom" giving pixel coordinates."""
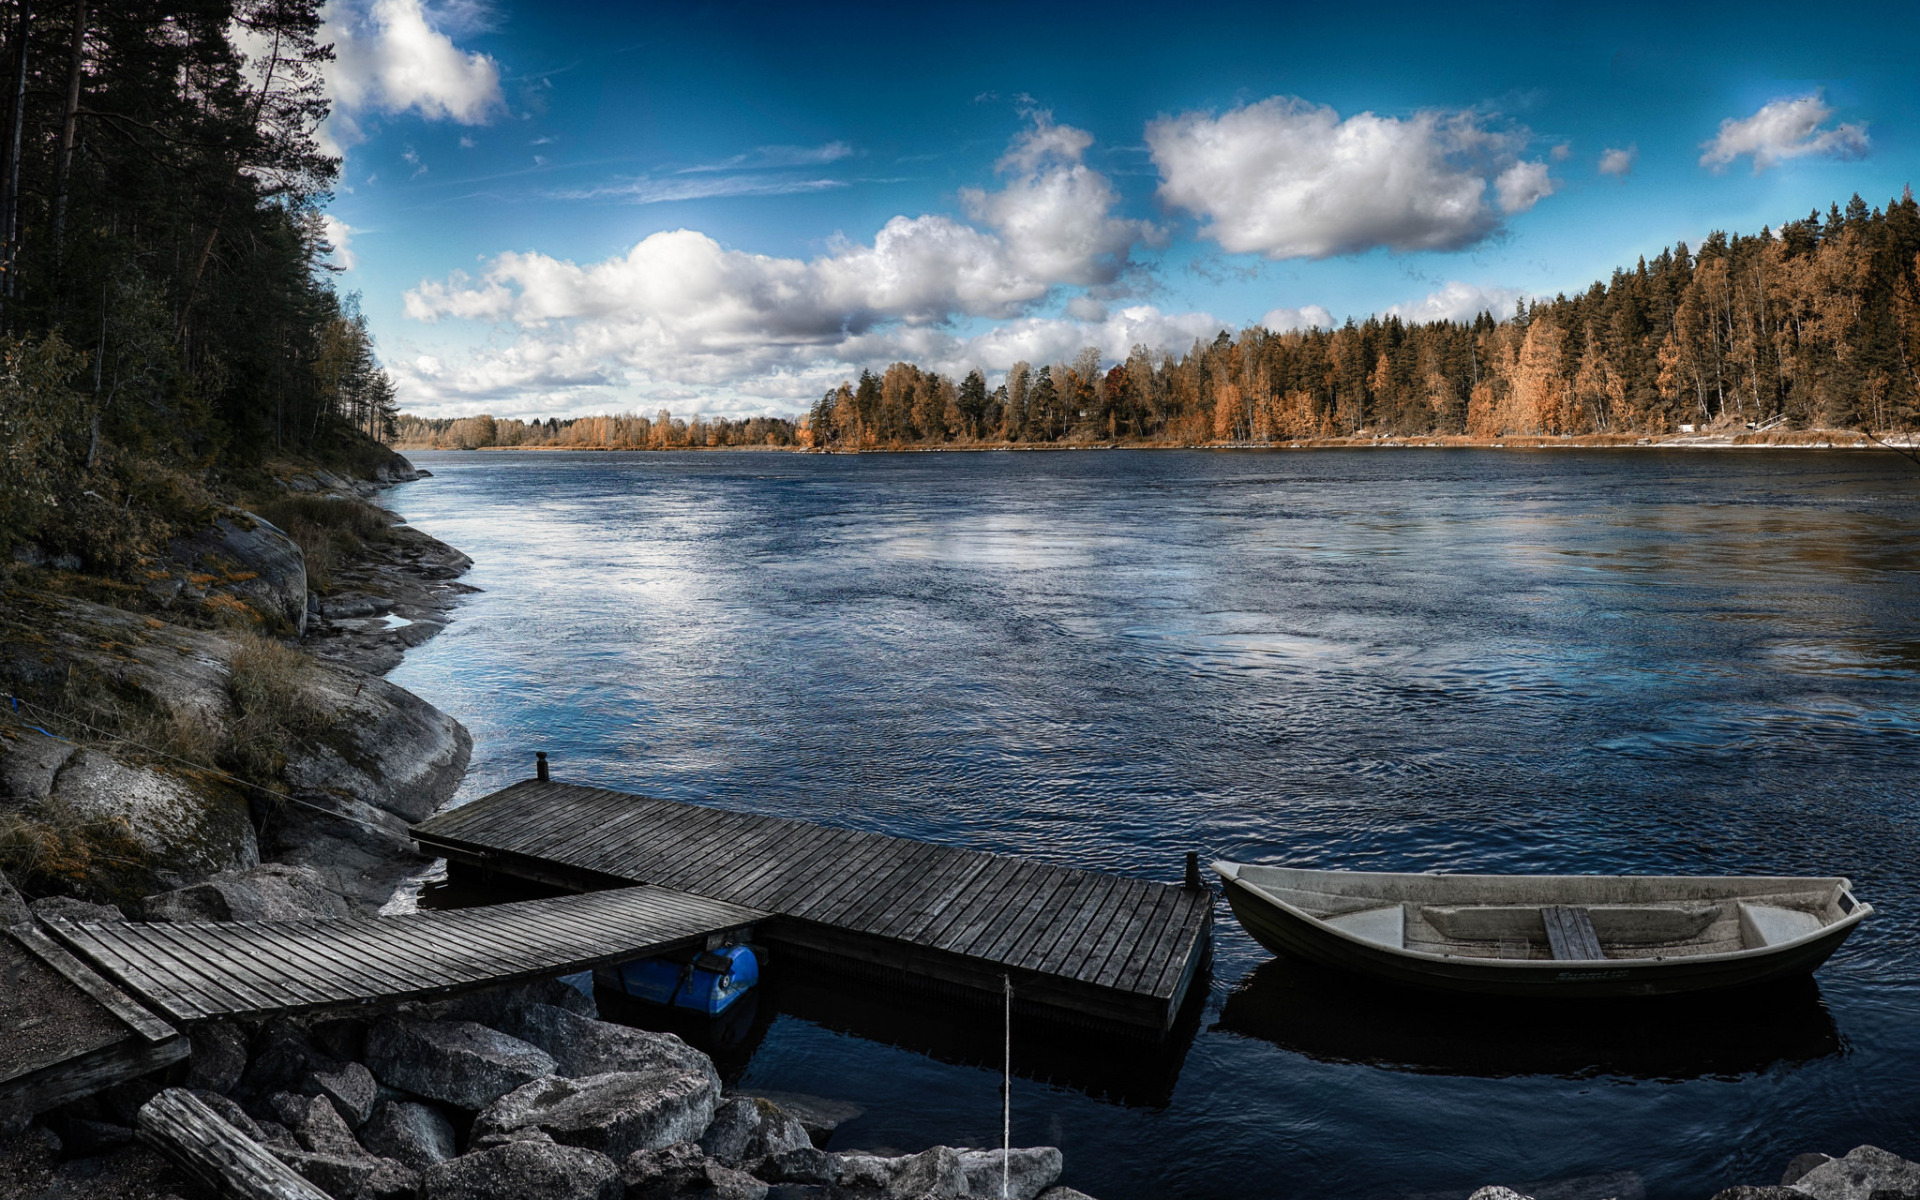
[
  {"left": 1323, "top": 904, "right": 1404, "bottom": 949},
  {"left": 1541, "top": 905, "right": 1605, "bottom": 961},
  {"left": 1739, "top": 903, "right": 1824, "bottom": 948}
]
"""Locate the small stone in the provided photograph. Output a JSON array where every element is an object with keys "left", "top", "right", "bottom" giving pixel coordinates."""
[
  {"left": 360, "top": 1099, "right": 457, "bottom": 1171},
  {"left": 957, "top": 1147, "right": 1064, "bottom": 1200},
  {"left": 184, "top": 1022, "right": 249, "bottom": 1094},
  {"left": 622, "top": 1141, "right": 767, "bottom": 1200},
  {"left": 364, "top": 1017, "right": 557, "bottom": 1110},
  {"left": 473, "top": 1068, "right": 718, "bottom": 1161},
  {"left": 419, "top": 1140, "right": 621, "bottom": 1200},
  {"left": 306, "top": 1061, "right": 379, "bottom": 1128},
  {"left": 699, "top": 1096, "right": 811, "bottom": 1167}
]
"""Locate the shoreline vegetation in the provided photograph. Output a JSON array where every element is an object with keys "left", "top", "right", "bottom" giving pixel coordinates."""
[{"left": 393, "top": 188, "right": 1920, "bottom": 458}]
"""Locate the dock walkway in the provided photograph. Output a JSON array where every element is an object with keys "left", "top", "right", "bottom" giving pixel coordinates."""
[
  {"left": 44, "top": 885, "right": 764, "bottom": 1024},
  {"left": 411, "top": 780, "right": 1212, "bottom": 1037}
]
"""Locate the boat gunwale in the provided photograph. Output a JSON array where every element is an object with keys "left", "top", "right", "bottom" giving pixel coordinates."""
[{"left": 1212, "top": 861, "right": 1873, "bottom": 970}]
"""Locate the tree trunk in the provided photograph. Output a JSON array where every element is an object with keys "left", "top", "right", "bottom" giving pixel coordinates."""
[
  {"left": 50, "top": 0, "right": 82, "bottom": 265},
  {"left": 0, "top": 0, "right": 32, "bottom": 324},
  {"left": 136, "top": 1090, "right": 330, "bottom": 1200}
]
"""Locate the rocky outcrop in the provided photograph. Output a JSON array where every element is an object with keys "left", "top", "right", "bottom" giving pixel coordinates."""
[
  {"left": 474, "top": 1068, "right": 719, "bottom": 1161},
  {"left": 143, "top": 862, "right": 351, "bottom": 922},
  {"left": 158, "top": 510, "right": 309, "bottom": 635},
  {"left": 420, "top": 1139, "right": 622, "bottom": 1200},
  {"left": 40, "top": 746, "right": 259, "bottom": 892},
  {"left": 958, "top": 1147, "right": 1064, "bottom": 1200},
  {"left": 364, "top": 1018, "right": 557, "bottom": 1111}
]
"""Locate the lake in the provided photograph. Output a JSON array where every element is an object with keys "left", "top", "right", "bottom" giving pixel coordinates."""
[{"left": 386, "top": 447, "right": 1920, "bottom": 1200}]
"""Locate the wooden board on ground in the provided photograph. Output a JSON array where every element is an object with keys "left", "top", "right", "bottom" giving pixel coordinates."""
[
  {"left": 411, "top": 779, "right": 1214, "bottom": 1037},
  {"left": 44, "top": 885, "right": 765, "bottom": 1025}
]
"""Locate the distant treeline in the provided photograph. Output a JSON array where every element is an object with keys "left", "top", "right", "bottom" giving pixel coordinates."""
[{"left": 398, "top": 191, "right": 1920, "bottom": 451}]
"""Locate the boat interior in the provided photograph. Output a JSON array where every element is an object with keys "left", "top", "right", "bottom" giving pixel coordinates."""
[{"left": 1218, "top": 864, "right": 1866, "bottom": 962}]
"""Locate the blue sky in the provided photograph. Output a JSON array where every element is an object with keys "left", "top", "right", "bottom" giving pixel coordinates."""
[{"left": 317, "top": 0, "right": 1919, "bottom": 419}]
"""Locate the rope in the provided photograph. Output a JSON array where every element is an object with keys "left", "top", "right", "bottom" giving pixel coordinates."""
[
  {"left": 3, "top": 692, "right": 406, "bottom": 837},
  {"left": 1002, "top": 972, "right": 1011, "bottom": 1200}
]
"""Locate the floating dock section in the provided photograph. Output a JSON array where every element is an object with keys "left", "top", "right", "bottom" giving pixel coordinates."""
[
  {"left": 44, "top": 886, "right": 764, "bottom": 1024},
  {"left": 410, "top": 779, "right": 1213, "bottom": 1038}
]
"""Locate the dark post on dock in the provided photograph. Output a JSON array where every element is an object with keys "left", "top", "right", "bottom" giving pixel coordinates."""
[{"left": 535, "top": 751, "right": 549, "bottom": 782}]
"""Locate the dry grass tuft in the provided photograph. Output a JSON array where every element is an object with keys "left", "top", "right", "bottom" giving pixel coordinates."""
[{"left": 224, "top": 631, "right": 332, "bottom": 783}]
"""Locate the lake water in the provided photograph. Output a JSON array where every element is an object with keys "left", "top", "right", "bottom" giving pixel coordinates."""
[{"left": 386, "top": 448, "right": 1920, "bottom": 1200}]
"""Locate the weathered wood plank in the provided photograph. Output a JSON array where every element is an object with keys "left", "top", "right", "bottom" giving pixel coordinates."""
[
  {"left": 1543, "top": 906, "right": 1605, "bottom": 961},
  {"left": 11, "top": 926, "right": 176, "bottom": 1042},
  {"left": 137, "top": 1088, "right": 331, "bottom": 1200}
]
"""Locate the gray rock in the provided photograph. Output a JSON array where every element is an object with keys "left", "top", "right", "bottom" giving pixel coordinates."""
[
  {"left": 0, "top": 868, "right": 28, "bottom": 928},
  {"left": 364, "top": 1017, "right": 557, "bottom": 1110},
  {"left": 1708, "top": 1189, "right": 1804, "bottom": 1200},
  {"left": 1036, "top": 1190, "right": 1101, "bottom": 1200},
  {"left": 494, "top": 1004, "right": 713, "bottom": 1086},
  {"left": 361, "top": 1099, "right": 457, "bottom": 1171},
  {"left": 957, "top": 1148, "right": 1063, "bottom": 1200},
  {"left": 255, "top": 1117, "right": 301, "bottom": 1151},
  {"left": 1467, "top": 1190, "right": 1533, "bottom": 1200},
  {"left": 244, "top": 1018, "right": 336, "bottom": 1096},
  {"left": 264, "top": 1090, "right": 314, "bottom": 1128},
  {"left": 289, "top": 1092, "right": 369, "bottom": 1159},
  {"left": 184, "top": 1022, "right": 249, "bottom": 1093},
  {"left": 307, "top": 1061, "right": 379, "bottom": 1128},
  {"left": 837, "top": 1146, "right": 968, "bottom": 1198},
  {"left": 166, "top": 512, "right": 309, "bottom": 635},
  {"left": 144, "top": 863, "right": 352, "bottom": 922},
  {"left": 474, "top": 1067, "right": 719, "bottom": 1161},
  {"left": 280, "top": 665, "right": 470, "bottom": 825},
  {"left": 699, "top": 1096, "right": 810, "bottom": 1167},
  {"left": 184, "top": 1089, "right": 266, "bottom": 1142},
  {"left": 46, "top": 748, "right": 258, "bottom": 888},
  {"left": 28, "top": 895, "right": 127, "bottom": 924},
  {"left": 735, "top": 1091, "right": 862, "bottom": 1146},
  {"left": 622, "top": 1141, "right": 768, "bottom": 1200},
  {"left": 472, "top": 1128, "right": 557, "bottom": 1149},
  {"left": 756, "top": 1148, "right": 839, "bottom": 1185},
  {"left": 1785, "top": 1154, "right": 1836, "bottom": 1185},
  {"left": 310, "top": 1017, "right": 371, "bottom": 1063},
  {"left": 360, "top": 1158, "right": 422, "bottom": 1200},
  {"left": 274, "top": 1148, "right": 378, "bottom": 1198},
  {"left": 0, "top": 726, "right": 76, "bottom": 803},
  {"left": 1792, "top": 1146, "right": 1920, "bottom": 1200},
  {"left": 420, "top": 1140, "right": 621, "bottom": 1200}
]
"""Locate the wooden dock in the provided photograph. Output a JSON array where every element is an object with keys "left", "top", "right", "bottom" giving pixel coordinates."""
[
  {"left": 43, "top": 885, "right": 764, "bottom": 1024},
  {"left": 411, "top": 779, "right": 1213, "bottom": 1038}
]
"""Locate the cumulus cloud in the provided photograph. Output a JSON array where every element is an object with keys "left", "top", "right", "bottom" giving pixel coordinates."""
[
  {"left": 1700, "top": 94, "right": 1868, "bottom": 174},
  {"left": 1145, "top": 97, "right": 1553, "bottom": 258},
  {"left": 397, "top": 117, "right": 1163, "bottom": 416},
  {"left": 320, "top": 214, "right": 357, "bottom": 270},
  {"left": 318, "top": 0, "right": 504, "bottom": 153},
  {"left": 1598, "top": 145, "right": 1637, "bottom": 176},
  {"left": 1261, "top": 305, "right": 1335, "bottom": 332},
  {"left": 1384, "top": 280, "right": 1525, "bottom": 325}
]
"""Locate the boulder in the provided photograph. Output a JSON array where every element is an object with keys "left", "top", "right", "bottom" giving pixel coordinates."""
[
  {"left": 253, "top": 1119, "right": 301, "bottom": 1152},
  {"left": 0, "top": 725, "right": 76, "bottom": 803},
  {"left": 306, "top": 1061, "right": 378, "bottom": 1128},
  {"left": 1709, "top": 1190, "right": 1805, "bottom": 1199},
  {"left": 309, "top": 1016, "right": 371, "bottom": 1063},
  {"left": 735, "top": 1091, "right": 862, "bottom": 1146},
  {"left": 474, "top": 1068, "right": 719, "bottom": 1161},
  {"left": 243, "top": 1018, "right": 336, "bottom": 1097},
  {"left": 755, "top": 1148, "right": 840, "bottom": 1185},
  {"left": 420, "top": 977, "right": 597, "bottom": 1026},
  {"left": 493, "top": 1003, "right": 714, "bottom": 1086},
  {"left": 361, "top": 1158, "right": 422, "bottom": 1200},
  {"left": 360, "top": 1099, "right": 457, "bottom": 1171},
  {"left": 288, "top": 1092, "right": 368, "bottom": 1159},
  {"left": 420, "top": 1139, "right": 622, "bottom": 1200},
  {"left": 1785, "top": 1153, "right": 1836, "bottom": 1185},
  {"left": 837, "top": 1147, "right": 968, "bottom": 1198},
  {"left": 957, "top": 1148, "right": 1063, "bottom": 1200},
  {"left": 1037, "top": 1190, "right": 1101, "bottom": 1200},
  {"left": 184, "top": 1089, "right": 266, "bottom": 1142},
  {"left": 1468, "top": 1190, "right": 1534, "bottom": 1200},
  {"left": 1792, "top": 1145, "right": 1920, "bottom": 1200},
  {"left": 144, "top": 862, "right": 352, "bottom": 922},
  {"left": 274, "top": 1148, "right": 378, "bottom": 1198},
  {"left": 364, "top": 1017, "right": 557, "bottom": 1110},
  {"left": 699, "top": 1096, "right": 811, "bottom": 1167},
  {"left": 622, "top": 1141, "right": 768, "bottom": 1200},
  {"left": 27, "top": 895, "right": 127, "bottom": 924},
  {"left": 183, "top": 1022, "right": 250, "bottom": 1093}
]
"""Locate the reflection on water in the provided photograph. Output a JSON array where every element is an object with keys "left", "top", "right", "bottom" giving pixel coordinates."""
[
  {"left": 1216, "top": 957, "right": 1844, "bottom": 1082},
  {"left": 385, "top": 449, "right": 1920, "bottom": 1200}
]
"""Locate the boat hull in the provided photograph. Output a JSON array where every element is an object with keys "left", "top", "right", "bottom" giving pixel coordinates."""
[{"left": 1220, "top": 877, "right": 1862, "bottom": 999}]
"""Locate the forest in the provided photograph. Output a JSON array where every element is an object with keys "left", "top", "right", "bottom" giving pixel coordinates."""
[
  {"left": 0, "top": 0, "right": 397, "bottom": 567},
  {"left": 396, "top": 189, "right": 1920, "bottom": 451}
]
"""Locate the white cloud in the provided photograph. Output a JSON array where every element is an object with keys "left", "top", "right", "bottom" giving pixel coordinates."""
[
  {"left": 679, "top": 142, "right": 854, "bottom": 173},
  {"left": 321, "top": 214, "right": 357, "bottom": 271},
  {"left": 1384, "top": 280, "right": 1525, "bottom": 325},
  {"left": 1145, "top": 97, "right": 1551, "bottom": 259},
  {"left": 1700, "top": 93, "right": 1868, "bottom": 174},
  {"left": 319, "top": 0, "right": 504, "bottom": 154},
  {"left": 396, "top": 117, "right": 1162, "bottom": 416},
  {"left": 1598, "top": 145, "right": 1637, "bottom": 176},
  {"left": 1494, "top": 160, "right": 1554, "bottom": 213},
  {"left": 1261, "top": 305, "right": 1335, "bottom": 332}
]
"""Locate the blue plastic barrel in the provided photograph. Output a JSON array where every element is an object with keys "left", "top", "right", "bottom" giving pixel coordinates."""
[{"left": 617, "top": 945, "right": 759, "bottom": 1015}]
